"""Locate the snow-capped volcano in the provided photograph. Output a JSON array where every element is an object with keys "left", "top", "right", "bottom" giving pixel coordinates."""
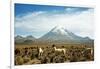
[
  {"left": 15, "top": 26, "right": 93, "bottom": 44},
  {"left": 51, "top": 26, "right": 68, "bottom": 35},
  {"left": 38, "top": 26, "right": 92, "bottom": 43},
  {"left": 40, "top": 26, "right": 79, "bottom": 40}
]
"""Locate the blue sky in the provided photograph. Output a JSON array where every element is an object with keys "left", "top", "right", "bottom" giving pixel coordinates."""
[
  {"left": 15, "top": 3, "right": 90, "bottom": 17},
  {"left": 15, "top": 3, "right": 94, "bottom": 39}
]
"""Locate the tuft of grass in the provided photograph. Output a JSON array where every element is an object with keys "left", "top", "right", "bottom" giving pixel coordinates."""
[{"left": 15, "top": 56, "right": 24, "bottom": 65}]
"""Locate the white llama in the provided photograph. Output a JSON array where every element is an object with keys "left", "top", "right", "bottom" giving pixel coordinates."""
[{"left": 54, "top": 46, "right": 66, "bottom": 54}]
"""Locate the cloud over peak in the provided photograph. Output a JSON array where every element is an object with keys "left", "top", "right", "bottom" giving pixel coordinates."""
[{"left": 15, "top": 7, "right": 94, "bottom": 39}]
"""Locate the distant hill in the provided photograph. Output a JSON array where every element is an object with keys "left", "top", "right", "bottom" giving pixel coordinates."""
[{"left": 15, "top": 35, "right": 36, "bottom": 44}]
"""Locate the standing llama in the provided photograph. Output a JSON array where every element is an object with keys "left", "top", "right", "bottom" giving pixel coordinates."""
[
  {"left": 38, "top": 47, "right": 43, "bottom": 56},
  {"left": 52, "top": 44, "right": 66, "bottom": 54}
]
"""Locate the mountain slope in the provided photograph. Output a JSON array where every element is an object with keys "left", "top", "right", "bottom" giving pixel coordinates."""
[
  {"left": 15, "top": 35, "right": 36, "bottom": 44},
  {"left": 38, "top": 26, "right": 92, "bottom": 44},
  {"left": 15, "top": 26, "right": 93, "bottom": 44}
]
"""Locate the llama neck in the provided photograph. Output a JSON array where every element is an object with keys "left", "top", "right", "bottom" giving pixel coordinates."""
[
  {"left": 39, "top": 48, "right": 42, "bottom": 51},
  {"left": 54, "top": 47, "right": 57, "bottom": 50}
]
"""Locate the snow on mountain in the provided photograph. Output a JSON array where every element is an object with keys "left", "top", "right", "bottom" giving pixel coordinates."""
[
  {"left": 15, "top": 26, "right": 93, "bottom": 44},
  {"left": 39, "top": 25, "right": 92, "bottom": 43},
  {"left": 51, "top": 26, "right": 68, "bottom": 35}
]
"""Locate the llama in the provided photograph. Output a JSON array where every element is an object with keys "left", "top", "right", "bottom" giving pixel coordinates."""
[
  {"left": 53, "top": 46, "right": 66, "bottom": 54},
  {"left": 82, "top": 48, "right": 93, "bottom": 56},
  {"left": 38, "top": 47, "right": 43, "bottom": 56},
  {"left": 86, "top": 48, "right": 93, "bottom": 55}
]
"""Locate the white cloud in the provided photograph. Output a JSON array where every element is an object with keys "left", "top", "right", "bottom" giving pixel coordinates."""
[
  {"left": 65, "top": 8, "right": 72, "bottom": 11},
  {"left": 15, "top": 9, "right": 94, "bottom": 39},
  {"left": 65, "top": 7, "right": 78, "bottom": 12}
]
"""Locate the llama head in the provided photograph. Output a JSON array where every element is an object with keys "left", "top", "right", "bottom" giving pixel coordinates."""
[
  {"left": 54, "top": 47, "right": 56, "bottom": 50},
  {"left": 52, "top": 44, "right": 55, "bottom": 47}
]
